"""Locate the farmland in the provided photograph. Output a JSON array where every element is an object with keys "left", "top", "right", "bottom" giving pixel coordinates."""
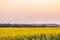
[{"left": 0, "top": 27, "right": 60, "bottom": 40}]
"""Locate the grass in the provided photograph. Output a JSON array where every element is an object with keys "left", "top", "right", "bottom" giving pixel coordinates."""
[{"left": 0, "top": 27, "right": 60, "bottom": 40}]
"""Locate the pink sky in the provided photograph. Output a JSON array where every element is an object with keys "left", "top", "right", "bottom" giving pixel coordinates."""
[{"left": 0, "top": 0, "right": 60, "bottom": 24}]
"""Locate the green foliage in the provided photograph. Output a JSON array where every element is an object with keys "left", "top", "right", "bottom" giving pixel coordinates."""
[{"left": 0, "top": 34, "right": 60, "bottom": 40}]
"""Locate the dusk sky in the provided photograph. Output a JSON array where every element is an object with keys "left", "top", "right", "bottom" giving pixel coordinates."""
[{"left": 0, "top": 0, "right": 60, "bottom": 24}]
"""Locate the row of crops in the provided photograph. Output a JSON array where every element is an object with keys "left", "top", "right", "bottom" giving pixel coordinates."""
[{"left": 0, "top": 34, "right": 60, "bottom": 40}]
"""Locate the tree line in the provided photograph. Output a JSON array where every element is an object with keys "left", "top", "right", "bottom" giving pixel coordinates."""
[{"left": 0, "top": 24, "right": 59, "bottom": 27}]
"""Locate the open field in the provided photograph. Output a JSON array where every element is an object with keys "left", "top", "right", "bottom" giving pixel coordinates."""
[
  {"left": 0, "top": 27, "right": 60, "bottom": 40},
  {"left": 0, "top": 27, "right": 60, "bottom": 36}
]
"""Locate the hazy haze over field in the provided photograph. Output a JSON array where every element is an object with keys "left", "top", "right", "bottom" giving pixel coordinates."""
[{"left": 0, "top": 0, "right": 60, "bottom": 24}]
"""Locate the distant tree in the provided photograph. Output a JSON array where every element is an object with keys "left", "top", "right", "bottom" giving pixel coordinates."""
[{"left": 41, "top": 25, "right": 46, "bottom": 27}]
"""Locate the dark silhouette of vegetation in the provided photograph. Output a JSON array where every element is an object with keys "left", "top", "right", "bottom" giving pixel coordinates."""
[{"left": 0, "top": 23, "right": 59, "bottom": 27}]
